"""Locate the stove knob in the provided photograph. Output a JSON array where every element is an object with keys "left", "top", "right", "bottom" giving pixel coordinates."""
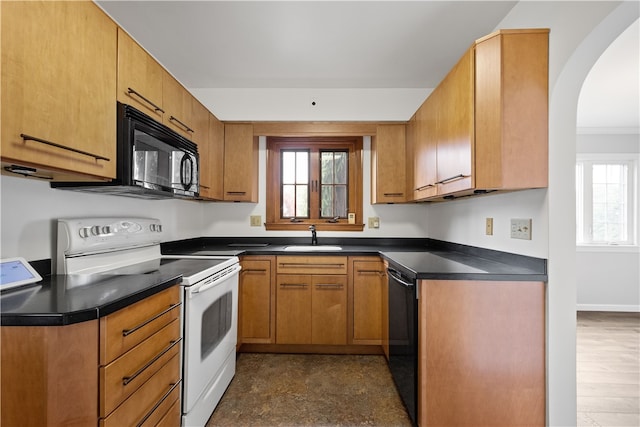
[
  {"left": 150, "top": 224, "right": 156, "bottom": 232},
  {"left": 101, "top": 226, "right": 111, "bottom": 235},
  {"left": 78, "top": 227, "right": 90, "bottom": 238},
  {"left": 91, "top": 226, "right": 100, "bottom": 236},
  {"left": 157, "top": 224, "right": 162, "bottom": 232}
]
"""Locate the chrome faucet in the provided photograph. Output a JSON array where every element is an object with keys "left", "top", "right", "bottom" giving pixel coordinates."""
[{"left": 309, "top": 225, "right": 318, "bottom": 246}]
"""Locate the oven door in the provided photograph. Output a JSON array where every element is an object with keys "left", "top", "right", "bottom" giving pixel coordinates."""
[{"left": 182, "top": 263, "right": 240, "bottom": 415}]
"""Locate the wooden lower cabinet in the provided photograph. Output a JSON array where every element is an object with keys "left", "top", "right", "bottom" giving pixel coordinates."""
[
  {"left": 239, "top": 256, "right": 276, "bottom": 344},
  {"left": 0, "top": 286, "right": 182, "bottom": 427},
  {"left": 1, "top": 320, "right": 99, "bottom": 427},
  {"left": 417, "top": 280, "right": 545, "bottom": 426},
  {"left": 349, "top": 257, "right": 385, "bottom": 345},
  {"left": 100, "top": 286, "right": 182, "bottom": 427}
]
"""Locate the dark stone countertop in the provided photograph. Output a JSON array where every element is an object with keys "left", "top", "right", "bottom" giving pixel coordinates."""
[{"left": 1, "top": 237, "right": 546, "bottom": 327}]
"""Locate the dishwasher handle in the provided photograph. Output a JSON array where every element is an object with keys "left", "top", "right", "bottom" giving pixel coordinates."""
[{"left": 387, "top": 268, "right": 415, "bottom": 288}]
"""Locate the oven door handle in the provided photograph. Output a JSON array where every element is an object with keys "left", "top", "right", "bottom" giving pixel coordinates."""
[
  {"left": 191, "top": 264, "right": 242, "bottom": 294},
  {"left": 387, "top": 268, "right": 415, "bottom": 288}
]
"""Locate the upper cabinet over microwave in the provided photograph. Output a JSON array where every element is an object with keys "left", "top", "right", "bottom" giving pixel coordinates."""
[{"left": 1, "top": 1, "right": 117, "bottom": 182}]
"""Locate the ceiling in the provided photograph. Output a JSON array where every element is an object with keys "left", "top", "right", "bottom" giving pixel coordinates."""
[{"left": 97, "top": 1, "right": 638, "bottom": 131}]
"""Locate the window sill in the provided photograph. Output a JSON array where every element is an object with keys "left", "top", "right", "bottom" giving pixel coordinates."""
[
  {"left": 265, "top": 222, "right": 365, "bottom": 232},
  {"left": 577, "top": 244, "right": 639, "bottom": 253}
]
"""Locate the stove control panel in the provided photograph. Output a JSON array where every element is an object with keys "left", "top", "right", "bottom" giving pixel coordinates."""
[{"left": 57, "top": 217, "right": 163, "bottom": 257}]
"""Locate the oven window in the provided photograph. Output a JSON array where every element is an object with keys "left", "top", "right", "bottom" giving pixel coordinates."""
[{"left": 201, "top": 291, "right": 232, "bottom": 360}]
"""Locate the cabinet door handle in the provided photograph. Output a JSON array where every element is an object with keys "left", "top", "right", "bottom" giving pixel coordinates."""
[
  {"left": 242, "top": 269, "right": 267, "bottom": 273},
  {"left": 383, "top": 192, "right": 404, "bottom": 197},
  {"left": 315, "top": 283, "right": 344, "bottom": 289},
  {"left": 122, "top": 338, "right": 182, "bottom": 386},
  {"left": 280, "top": 283, "right": 308, "bottom": 288},
  {"left": 122, "top": 302, "right": 182, "bottom": 337},
  {"left": 169, "top": 116, "right": 194, "bottom": 133},
  {"left": 126, "top": 87, "right": 165, "bottom": 113},
  {"left": 226, "top": 191, "right": 247, "bottom": 195},
  {"left": 20, "top": 134, "right": 110, "bottom": 161},
  {"left": 435, "top": 174, "right": 469, "bottom": 185},
  {"left": 356, "top": 269, "right": 384, "bottom": 276},
  {"left": 415, "top": 183, "right": 435, "bottom": 191},
  {"left": 135, "top": 381, "right": 181, "bottom": 427}
]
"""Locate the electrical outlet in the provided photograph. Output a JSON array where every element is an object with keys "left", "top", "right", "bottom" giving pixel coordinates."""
[
  {"left": 368, "top": 217, "right": 380, "bottom": 229},
  {"left": 485, "top": 218, "right": 493, "bottom": 235},
  {"left": 250, "top": 215, "right": 262, "bottom": 227},
  {"left": 510, "top": 218, "right": 532, "bottom": 240}
]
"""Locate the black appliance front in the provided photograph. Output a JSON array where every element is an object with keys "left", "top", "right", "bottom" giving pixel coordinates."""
[
  {"left": 51, "top": 103, "right": 199, "bottom": 199},
  {"left": 387, "top": 267, "right": 418, "bottom": 426}
]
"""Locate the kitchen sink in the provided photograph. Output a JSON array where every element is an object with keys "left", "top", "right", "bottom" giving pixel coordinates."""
[{"left": 283, "top": 245, "right": 342, "bottom": 251}]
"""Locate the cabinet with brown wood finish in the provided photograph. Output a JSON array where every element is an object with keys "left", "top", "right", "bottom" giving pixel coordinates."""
[
  {"left": 239, "top": 256, "right": 276, "bottom": 345},
  {"left": 417, "top": 279, "right": 545, "bottom": 426},
  {"left": 275, "top": 256, "right": 348, "bottom": 345},
  {"left": 371, "top": 124, "right": 407, "bottom": 204},
  {"left": 348, "top": 256, "right": 385, "bottom": 345},
  {"left": 1, "top": 1, "right": 117, "bottom": 181},
  {"left": 223, "top": 123, "right": 259, "bottom": 202},
  {"left": 199, "top": 112, "right": 225, "bottom": 201},
  {"left": 99, "top": 286, "right": 182, "bottom": 427}
]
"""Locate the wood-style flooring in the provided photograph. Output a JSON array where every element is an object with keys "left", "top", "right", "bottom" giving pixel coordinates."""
[{"left": 577, "top": 311, "right": 640, "bottom": 427}]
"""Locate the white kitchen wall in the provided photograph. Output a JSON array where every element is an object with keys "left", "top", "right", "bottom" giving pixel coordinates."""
[
  {"left": 0, "top": 174, "right": 204, "bottom": 261},
  {"left": 199, "top": 136, "right": 429, "bottom": 238},
  {"left": 576, "top": 133, "right": 640, "bottom": 311}
]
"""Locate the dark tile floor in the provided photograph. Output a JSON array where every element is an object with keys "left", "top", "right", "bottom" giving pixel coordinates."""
[{"left": 206, "top": 353, "right": 413, "bottom": 426}]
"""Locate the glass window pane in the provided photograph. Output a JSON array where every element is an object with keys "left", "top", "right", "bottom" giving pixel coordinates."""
[
  {"left": 296, "top": 152, "right": 308, "bottom": 184},
  {"left": 321, "top": 152, "right": 334, "bottom": 184},
  {"left": 592, "top": 164, "right": 607, "bottom": 183},
  {"left": 296, "top": 185, "right": 308, "bottom": 217},
  {"left": 321, "top": 184, "right": 333, "bottom": 217},
  {"left": 606, "top": 164, "right": 623, "bottom": 184},
  {"left": 335, "top": 185, "right": 347, "bottom": 216},
  {"left": 334, "top": 152, "right": 347, "bottom": 184},
  {"left": 282, "top": 152, "right": 296, "bottom": 184},
  {"left": 282, "top": 184, "right": 295, "bottom": 217}
]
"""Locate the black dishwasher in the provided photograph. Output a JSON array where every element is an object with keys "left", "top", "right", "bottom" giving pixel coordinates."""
[{"left": 387, "top": 267, "right": 418, "bottom": 426}]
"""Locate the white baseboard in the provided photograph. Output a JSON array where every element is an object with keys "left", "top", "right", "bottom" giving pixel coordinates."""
[{"left": 577, "top": 303, "right": 640, "bottom": 312}]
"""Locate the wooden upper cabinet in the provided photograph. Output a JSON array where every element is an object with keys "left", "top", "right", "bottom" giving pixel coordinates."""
[
  {"left": 474, "top": 29, "right": 549, "bottom": 190},
  {"left": 435, "top": 47, "right": 474, "bottom": 196},
  {"left": 223, "top": 123, "right": 259, "bottom": 202},
  {"left": 1, "top": 1, "right": 117, "bottom": 181},
  {"left": 162, "top": 71, "right": 195, "bottom": 139},
  {"left": 190, "top": 98, "right": 210, "bottom": 147},
  {"left": 413, "top": 94, "right": 438, "bottom": 201},
  {"left": 412, "top": 29, "right": 549, "bottom": 201},
  {"left": 116, "top": 28, "right": 164, "bottom": 121},
  {"left": 199, "top": 113, "right": 225, "bottom": 200},
  {"left": 404, "top": 114, "right": 417, "bottom": 202},
  {"left": 371, "top": 124, "right": 407, "bottom": 204}
]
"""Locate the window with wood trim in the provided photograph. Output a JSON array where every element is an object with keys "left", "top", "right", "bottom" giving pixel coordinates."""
[{"left": 266, "top": 137, "right": 364, "bottom": 231}]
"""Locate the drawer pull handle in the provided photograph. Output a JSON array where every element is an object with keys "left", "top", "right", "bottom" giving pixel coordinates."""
[
  {"left": 279, "top": 263, "right": 345, "bottom": 268},
  {"left": 383, "top": 193, "right": 404, "bottom": 196},
  {"left": 226, "top": 191, "right": 247, "bottom": 195},
  {"left": 315, "top": 283, "right": 344, "bottom": 289},
  {"left": 435, "top": 174, "right": 469, "bottom": 185},
  {"left": 136, "top": 381, "right": 181, "bottom": 427},
  {"left": 123, "top": 338, "right": 182, "bottom": 386},
  {"left": 127, "top": 87, "right": 165, "bottom": 113},
  {"left": 243, "top": 269, "right": 267, "bottom": 273},
  {"left": 20, "top": 134, "right": 110, "bottom": 161},
  {"left": 169, "top": 116, "right": 194, "bottom": 133},
  {"left": 122, "top": 302, "right": 182, "bottom": 337}
]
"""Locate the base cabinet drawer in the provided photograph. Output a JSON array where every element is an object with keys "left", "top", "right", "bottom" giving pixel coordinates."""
[
  {"left": 100, "top": 319, "right": 181, "bottom": 415},
  {"left": 100, "top": 354, "right": 181, "bottom": 427}
]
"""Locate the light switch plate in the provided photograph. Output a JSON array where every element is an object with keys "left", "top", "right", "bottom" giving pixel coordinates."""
[
  {"left": 510, "top": 218, "right": 532, "bottom": 240},
  {"left": 485, "top": 218, "right": 493, "bottom": 235},
  {"left": 250, "top": 215, "right": 262, "bottom": 227}
]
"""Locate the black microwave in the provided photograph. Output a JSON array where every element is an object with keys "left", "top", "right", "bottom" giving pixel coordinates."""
[{"left": 51, "top": 103, "right": 199, "bottom": 199}]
